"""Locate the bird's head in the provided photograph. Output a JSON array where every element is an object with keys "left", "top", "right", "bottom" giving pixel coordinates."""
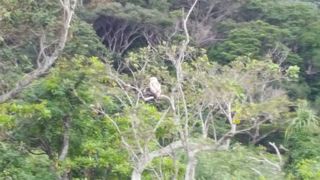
[{"left": 150, "top": 77, "right": 158, "bottom": 82}]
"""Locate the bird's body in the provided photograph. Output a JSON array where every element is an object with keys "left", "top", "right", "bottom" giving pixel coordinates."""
[{"left": 149, "top": 77, "right": 161, "bottom": 99}]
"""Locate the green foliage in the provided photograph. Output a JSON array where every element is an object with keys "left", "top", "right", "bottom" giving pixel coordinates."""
[
  {"left": 1, "top": 0, "right": 320, "bottom": 179},
  {"left": 241, "top": 0, "right": 319, "bottom": 28},
  {"left": 196, "top": 145, "right": 285, "bottom": 179},
  {"left": 286, "top": 131, "right": 320, "bottom": 179},
  {"left": 294, "top": 158, "right": 320, "bottom": 180},
  {"left": 286, "top": 65, "right": 300, "bottom": 80},
  {"left": 0, "top": 0, "right": 54, "bottom": 91},
  {"left": 116, "top": 0, "right": 170, "bottom": 11},
  {"left": 0, "top": 56, "right": 132, "bottom": 179},
  {"left": 143, "top": 156, "right": 185, "bottom": 180},
  {"left": 236, "top": 0, "right": 320, "bottom": 102},
  {"left": 64, "top": 20, "right": 111, "bottom": 58},
  {"left": 285, "top": 100, "right": 319, "bottom": 139},
  {"left": 208, "top": 20, "right": 291, "bottom": 64},
  {"left": 0, "top": 142, "right": 55, "bottom": 180},
  {"left": 83, "top": 2, "right": 174, "bottom": 26},
  {"left": 285, "top": 101, "right": 320, "bottom": 179}
]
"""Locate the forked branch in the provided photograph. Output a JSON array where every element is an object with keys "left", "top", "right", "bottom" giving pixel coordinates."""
[{"left": 0, "top": 0, "right": 77, "bottom": 103}]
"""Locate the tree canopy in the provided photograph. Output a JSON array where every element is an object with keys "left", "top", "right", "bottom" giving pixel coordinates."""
[{"left": 1, "top": 0, "right": 320, "bottom": 179}]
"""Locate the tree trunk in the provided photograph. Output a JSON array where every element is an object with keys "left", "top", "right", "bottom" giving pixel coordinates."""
[
  {"left": 185, "top": 151, "right": 198, "bottom": 180},
  {"left": 131, "top": 169, "right": 142, "bottom": 180},
  {"left": 57, "top": 116, "right": 71, "bottom": 180},
  {"left": 59, "top": 116, "right": 70, "bottom": 160},
  {"left": 61, "top": 173, "right": 69, "bottom": 180},
  {"left": 201, "top": 123, "right": 208, "bottom": 138}
]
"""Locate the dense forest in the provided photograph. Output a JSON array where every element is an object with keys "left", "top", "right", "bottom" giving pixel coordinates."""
[{"left": 1, "top": 0, "right": 320, "bottom": 179}]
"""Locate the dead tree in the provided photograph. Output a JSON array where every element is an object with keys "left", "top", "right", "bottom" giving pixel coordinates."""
[{"left": 172, "top": 0, "right": 247, "bottom": 46}]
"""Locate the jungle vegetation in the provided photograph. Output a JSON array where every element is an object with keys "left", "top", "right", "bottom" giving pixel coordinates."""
[{"left": 1, "top": 0, "right": 320, "bottom": 179}]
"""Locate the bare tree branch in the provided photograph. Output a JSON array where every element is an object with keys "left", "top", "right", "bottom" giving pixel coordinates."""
[
  {"left": 0, "top": 0, "right": 77, "bottom": 103},
  {"left": 59, "top": 116, "right": 70, "bottom": 161},
  {"left": 269, "top": 142, "right": 283, "bottom": 170}
]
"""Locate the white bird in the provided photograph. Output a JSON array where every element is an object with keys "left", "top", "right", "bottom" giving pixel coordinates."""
[{"left": 149, "top": 77, "right": 161, "bottom": 99}]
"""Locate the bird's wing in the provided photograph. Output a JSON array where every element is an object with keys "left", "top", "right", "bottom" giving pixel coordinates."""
[{"left": 150, "top": 81, "right": 161, "bottom": 93}]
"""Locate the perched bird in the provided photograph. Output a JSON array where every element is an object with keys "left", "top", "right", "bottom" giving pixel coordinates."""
[{"left": 149, "top": 77, "right": 161, "bottom": 99}]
